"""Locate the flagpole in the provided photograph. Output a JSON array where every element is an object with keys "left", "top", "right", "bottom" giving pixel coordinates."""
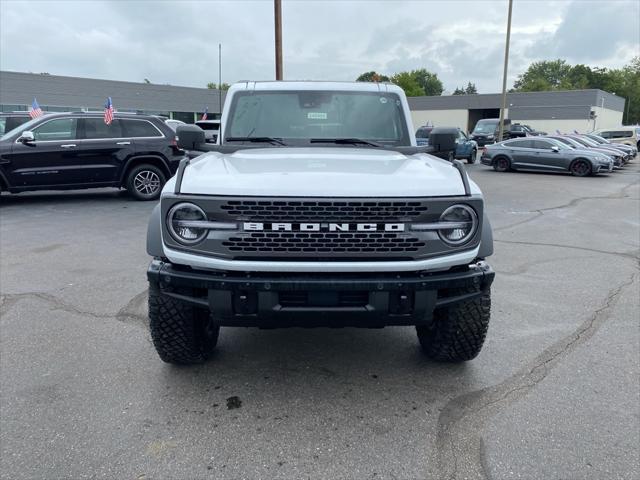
[
  {"left": 218, "top": 43, "right": 222, "bottom": 117},
  {"left": 498, "top": 0, "right": 513, "bottom": 142}
]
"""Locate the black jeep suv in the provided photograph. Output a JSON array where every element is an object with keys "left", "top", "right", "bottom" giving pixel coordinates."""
[{"left": 0, "top": 112, "right": 183, "bottom": 200}]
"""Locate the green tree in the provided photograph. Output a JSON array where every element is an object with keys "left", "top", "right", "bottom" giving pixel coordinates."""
[
  {"left": 464, "top": 82, "right": 478, "bottom": 94},
  {"left": 511, "top": 57, "right": 640, "bottom": 123},
  {"left": 411, "top": 69, "right": 444, "bottom": 96},
  {"left": 356, "top": 71, "right": 390, "bottom": 82},
  {"left": 513, "top": 59, "right": 572, "bottom": 91},
  {"left": 390, "top": 72, "right": 425, "bottom": 97},
  {"left": 207, "top": 82, "right": 230, "bottom": 90},
  {"left": 452, "top": 86, "right": 465, "bottom": 95}
]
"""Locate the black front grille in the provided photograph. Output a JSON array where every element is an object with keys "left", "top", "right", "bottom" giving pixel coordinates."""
[
  {"left": 222, "top": 231, "right": 426, "bottom": 254},
  {"left": 279, "top": 291, "right": 369, "bottom": 307},
  {"left": 220, "top": 200, "right": 428, "bottom": 221}
]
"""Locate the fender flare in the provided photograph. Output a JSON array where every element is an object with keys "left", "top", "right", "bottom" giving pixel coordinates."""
[
  {"left": 146, "top": 203, "right": 164, "bottom": 257},
  {"left": 478, "top": 211, "right": 494, "bottom": 258},
  {"left": 120, "top": 155, "right": 171, "bottom": 185}
]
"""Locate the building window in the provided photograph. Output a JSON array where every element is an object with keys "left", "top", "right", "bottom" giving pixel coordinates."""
[
  {"left": 171, "top": 112, "right": 195, "bottom": 124},
  {"left": 1, "top": 104, "right": 28, "bottom": 112}
]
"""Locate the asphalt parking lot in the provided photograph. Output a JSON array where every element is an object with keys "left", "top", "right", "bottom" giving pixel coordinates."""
[{"left": 1, "top": 161, "right": 639, "bottom": 480}]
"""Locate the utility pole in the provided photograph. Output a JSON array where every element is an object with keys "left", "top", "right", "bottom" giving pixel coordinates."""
[
  {"left": 498, "top": 0, "right": 513, "bottom": 142},
  {"left": 274, "top": 0, "right": 283, "bottom": 80},
  {"left": 625, "top": 96, "right": 630, "bottom": 125},
  {"left": 218, "top": 43, "right": 222, "bottom": 116}
]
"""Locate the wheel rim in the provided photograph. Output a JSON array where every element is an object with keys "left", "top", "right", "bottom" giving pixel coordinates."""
[
  {"left": 133, "top": 170, "right": 161, "bottom": 195},
  {"left": 497, "top": 158, "right": 507, "bottom": 170},
  {"left": 572, "top": 161, "right": 589, "bottom": 176}
]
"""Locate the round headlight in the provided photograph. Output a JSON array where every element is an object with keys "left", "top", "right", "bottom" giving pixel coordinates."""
[
  {"left": 438, "top": 204, "right": 478, "bottom": 246},
  {"left": 167, "top": 202, "right": 208, "bottom": 245}
]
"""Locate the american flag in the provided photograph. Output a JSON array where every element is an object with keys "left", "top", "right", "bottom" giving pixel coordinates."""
[
  {"left": 29, "top": 98, "right": 43, "bottom": 119},
  {"left": 104, "top": 97, "right": 114, "bottom": 125},
  {"left": 201, "top": 107, "right": 208, "bottom": 121}
]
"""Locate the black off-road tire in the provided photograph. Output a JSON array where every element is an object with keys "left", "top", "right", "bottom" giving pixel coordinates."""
[
  {"left": 125, "top": 163, "right": 166, "bottom": 201},
  {"left": 148, "top": 283, "right": 219, "bottom": 364},
  {"left": 493, "top": 156, "right": 510, "bottom": 172},
  {"left": 416, "top": 288, "right": 491, "bottom": 362}
]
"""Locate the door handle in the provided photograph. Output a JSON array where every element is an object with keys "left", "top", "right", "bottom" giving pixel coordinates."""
[
  {"left": 116, "top": 141, "right": 131, "bottom": 145},
  {"left": 60, "top": 144, "right": 76, "bottom": 148}
]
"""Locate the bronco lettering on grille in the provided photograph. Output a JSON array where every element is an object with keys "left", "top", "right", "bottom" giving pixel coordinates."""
[{"left": 243, "top": 222, "right": 405, "bottom": 232}]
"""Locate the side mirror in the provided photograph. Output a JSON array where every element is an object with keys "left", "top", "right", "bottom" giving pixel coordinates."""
[
  {"left": 176, "top": 125, "right": 206, "bottom": 150},
  {"left": 551, "top": 145, "right": 560, "bottom": 152},
  {"left": 19, "top": 130, "right": 35, "bottom": 143}
]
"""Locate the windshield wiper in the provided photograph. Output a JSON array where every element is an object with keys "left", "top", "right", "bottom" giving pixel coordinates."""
[
  {"left": 310, "top": 138, "right": 383, "bottom": 147},
  {"left": 225, "top": 136, "right": 286, "bottom": 146}
]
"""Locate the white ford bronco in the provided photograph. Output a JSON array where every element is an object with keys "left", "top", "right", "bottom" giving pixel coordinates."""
[{"left": 146, "top": 81, "right": 494, "bottom": 364}]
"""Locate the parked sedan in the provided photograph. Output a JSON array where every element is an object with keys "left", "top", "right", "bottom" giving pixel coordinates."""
[
  {"left": 567, "top": 135, "right": 632, "bottom": 165},
  {"left": 480, "top": 137, "right": 613, "bottom": 176},
  {"left": 546, "top": 135, "right": 625, "bottom": 168},
  {"left": 583, "top": 133, "right": 637, "bottom": 160}
]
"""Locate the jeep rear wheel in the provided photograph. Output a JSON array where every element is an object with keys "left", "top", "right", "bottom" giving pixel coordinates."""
[
  {"left": 126, "top": 164, "right": 166, "bottom": 201},
  {"left": 416, "top": 288, "right": 491, "bottom": 362},
  {"left": 148, "top": 283, "right": 219, "bottom": 365},
  {"left": 493, "top": 157, "right": 510, "bottom": 172}
]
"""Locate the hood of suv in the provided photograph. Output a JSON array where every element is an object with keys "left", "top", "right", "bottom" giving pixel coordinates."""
[{"left": 173, "top": 147, "right": 473, "bottom": 197}]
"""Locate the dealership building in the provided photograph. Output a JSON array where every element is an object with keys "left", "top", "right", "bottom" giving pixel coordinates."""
[
  {"left": 0, "top": 71, "right": 226, "bottom": 123},
  {"left": 408, "top": 89, "right": 625, "bottom": 134},
  {"left": 0, "top": 71, "right": 626, "bottom": 133}
]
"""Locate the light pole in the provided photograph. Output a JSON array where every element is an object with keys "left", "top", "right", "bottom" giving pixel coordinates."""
[
  {"left": 218, "top": 43, "right": 222, "bottom": 116},
  {"left": 274, "top": 0, "right": 283, "bottom": 80},
  {"left": 498, "top": 0, "right": 513, "bottom": 142}
]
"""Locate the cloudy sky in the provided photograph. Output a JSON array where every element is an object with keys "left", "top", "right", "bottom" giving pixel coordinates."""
[{"left": 1, "top": 0, "right": 638, "bottom": 93}]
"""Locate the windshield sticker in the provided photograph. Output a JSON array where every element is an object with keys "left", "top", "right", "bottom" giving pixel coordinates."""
[
  {"left": 307, "top": 112, "right": 327, "bottom": 120},
  {"left": 379, "top": 97, "right": 388, "bottom": 104}
]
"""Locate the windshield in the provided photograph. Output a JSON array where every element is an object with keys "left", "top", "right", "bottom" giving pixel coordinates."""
[
  {"left": 551, "top": 137, "right": 578, "bottom": 148},
  {"left": 224, "top": 90, "right": 410, "bottom": 146},
  {"left": 473, "top": 121, "right": 497, "bottom": 134},
  {"left": 415, "top": 127, "right": 432, "bottom": 138},
  {"left": 548, "top": 139, "right": 571, "bottom": 150},
  {"left": 586, "top": 134, "right": 607, "bottom": 144},
  {"left": 0, "top": 115, "right": 43, "bottom": 140},
  {"left": 572, "top": 136, "right": 597, "bottom": 147}
]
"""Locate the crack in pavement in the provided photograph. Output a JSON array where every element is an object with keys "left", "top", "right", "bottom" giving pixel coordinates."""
[
  {"left": 492, "top": 178, "right": 639, "bottom": 233},
  {"left": 0, "top": 290, "right": 149, "bottom": 327},
  {"left": 0, "top": 292, "right": 114, "bottom": 320},
  {"left": 494, "top": 239, "right": 640, "bottom": 260},
  {"left": 429, "top": 272, "right": 638, "bottom": 480},
  {"left": 115, "top": 290, "right": 148, "bottom": 325}
]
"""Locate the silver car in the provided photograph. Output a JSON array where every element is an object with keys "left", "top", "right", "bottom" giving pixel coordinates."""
[{"left": 480, "top": 137, "right": 613, "bottom": 176}]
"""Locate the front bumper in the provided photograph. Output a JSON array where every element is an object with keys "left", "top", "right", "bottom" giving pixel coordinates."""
[
  {"left": 147, "top": 259, "right": 495, "bottom": 328},
  {"left": 471, "top": 137, "right": 495, "bottom": 146},
  {"left": 596, "top": 162, "right": 614, "bottom": 173}
]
